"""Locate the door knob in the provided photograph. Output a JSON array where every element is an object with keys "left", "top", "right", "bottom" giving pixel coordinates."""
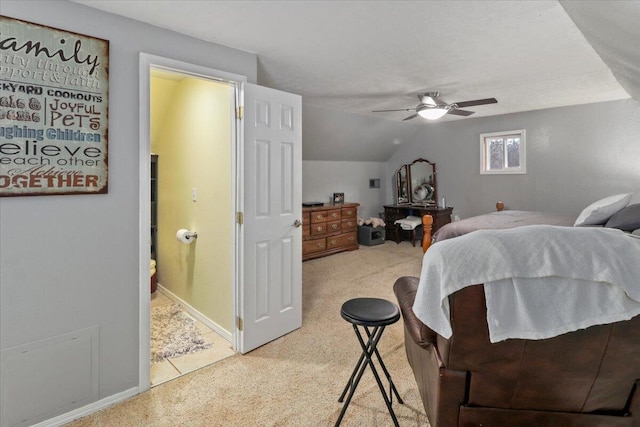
[{"left": 293, "top": 219, "right": 303, "bottom": 228}]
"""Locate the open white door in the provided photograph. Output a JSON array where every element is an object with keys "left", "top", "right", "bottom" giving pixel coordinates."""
[{"left": 239, "top": 83, "right": 302, "bottom": 353}]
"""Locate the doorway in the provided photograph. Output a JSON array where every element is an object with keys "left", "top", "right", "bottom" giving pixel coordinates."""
[
  {"left": 139, "top": 53, "right": 303, "bottom": 393},
  {"left": 148, "top": 68, "right": 237, "bottom": 385},
  {"left": 139, "top": 54, "right": 246, "bottom": 391}
]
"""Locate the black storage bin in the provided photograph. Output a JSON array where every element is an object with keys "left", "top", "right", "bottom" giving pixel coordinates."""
[{"left": 358, "top": 225, "right": 386, "bottom": 246}]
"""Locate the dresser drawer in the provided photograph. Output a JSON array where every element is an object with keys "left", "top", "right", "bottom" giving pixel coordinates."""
[
  {"left": 303, "top": 238, "right": 326, "bottom": 254},
  {"left": 302, "top": 224, "right": 310, "bottom": 239},
  {"left": 310, "top": 210, "right": 328, "bottom": 223},
  {"left": 326, "top": 208, "right": 341, "bottom": 221},
  {"left": 311, "top": 223, "right": 327, "bottom": 235},
  {"left": 327, "top": 232, "right": 357, "bottom": 249},
  {"left": 341, "top": 218, "right": 357, "bottom": 232},
  {"left": 342, "top": 206, "right": 357, "bottom": 219},
  {"left": 326, "top": 220, "right": 341, "bottom": 233}
]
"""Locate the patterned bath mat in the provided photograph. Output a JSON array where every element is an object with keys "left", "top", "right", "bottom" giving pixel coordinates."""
[{"left": 151, "top": 303, "right": 211, "bottom": 363}]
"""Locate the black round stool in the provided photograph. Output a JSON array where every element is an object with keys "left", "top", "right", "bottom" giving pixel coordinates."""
[{"left": 335, "top": 297, "right": 404, "bottom": 427}]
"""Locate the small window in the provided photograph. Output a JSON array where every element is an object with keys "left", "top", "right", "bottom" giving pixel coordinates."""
[{"left": 480, "top": 130, "right": 526, "bottom": 174}]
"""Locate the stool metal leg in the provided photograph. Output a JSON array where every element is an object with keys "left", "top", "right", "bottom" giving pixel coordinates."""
[
  {"left": 335, "top": 324, "right": 401, "bottom": 427},
  {"left": 363, "top": 326, "right": 404, "bottom": 405},
  {"left": 338, "top": 325, "right": 384, "bottom": 403},
  {"left": 354, "top": 326, "right": 400, "bottom": 426}
]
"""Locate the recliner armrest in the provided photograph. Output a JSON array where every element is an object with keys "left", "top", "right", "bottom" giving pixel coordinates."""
[{"left": 393, "top": 276, "right": 437, "bottom": 348}]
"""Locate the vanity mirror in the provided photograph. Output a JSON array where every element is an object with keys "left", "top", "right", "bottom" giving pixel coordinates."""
[
  {"left": 408, "top": 158, "right": 437, "bottom": 205},
  {"left": 395, "top": 164, "right": 409, "bottom": 204},
  {"left": 394, "top": 158, "right": 437, "bottom": 206}
]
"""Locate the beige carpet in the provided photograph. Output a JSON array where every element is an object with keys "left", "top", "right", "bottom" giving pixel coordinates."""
[{"left": 68, "top": 241, "right": 429, "bottom": 426}]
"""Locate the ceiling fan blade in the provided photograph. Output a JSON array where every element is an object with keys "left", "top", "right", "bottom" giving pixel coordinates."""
[
  {"left": 453, "top": 98, "right": 497, "bottom": 108},
  {"left": 372, "top": 108, "right": 414, "bottom": 113},
  {"left": 402, "top": 113, "right": 419, "bottom": 121},
  {"left": 447, "top": 109, "right": 475, "bottom": 116}
]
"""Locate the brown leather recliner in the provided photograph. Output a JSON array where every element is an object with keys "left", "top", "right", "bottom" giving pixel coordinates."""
[{"left": 393, "top": 276, "right": 640, "bottom": 427}]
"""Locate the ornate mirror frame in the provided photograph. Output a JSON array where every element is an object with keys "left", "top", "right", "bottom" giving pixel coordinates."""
[
  {"left": 395, "top": 164, "right": 410, "bottom": 204},
  {"left": 394, "top": 158, "right": 438, "bottom": 205}
]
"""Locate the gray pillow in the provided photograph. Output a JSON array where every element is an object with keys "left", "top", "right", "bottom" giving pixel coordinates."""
[{"left": 604, "top": 203, "right": 640, "bottom": 232}]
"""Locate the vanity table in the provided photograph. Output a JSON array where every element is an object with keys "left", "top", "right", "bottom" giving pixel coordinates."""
[
  {"left": 384, "top": 205, "right": 453, "bottom": 244},
  {"left": 386, "top": 158, "right": 452, "bottom": 244}
]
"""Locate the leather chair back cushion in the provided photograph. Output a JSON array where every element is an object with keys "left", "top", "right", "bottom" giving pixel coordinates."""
[{"left": 439, "top": 285, "right": 640, "bottom": 413}]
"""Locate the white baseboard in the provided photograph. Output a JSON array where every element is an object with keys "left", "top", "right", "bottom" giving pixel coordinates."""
[
  {"left": 29, "top": 387, "right": 139, "bottom": 427},
  {"left": 156, "top": 284, "right": 233, "bottom": 343}
]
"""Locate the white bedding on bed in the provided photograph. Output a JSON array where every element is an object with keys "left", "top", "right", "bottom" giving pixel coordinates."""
[{"left": 412, "top": 225, "right": 640, "bottom": 342}]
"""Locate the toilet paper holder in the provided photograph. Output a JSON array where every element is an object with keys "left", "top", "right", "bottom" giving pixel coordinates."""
[{"left": 176, "top": 229, "right": 198, "bottom": 244}]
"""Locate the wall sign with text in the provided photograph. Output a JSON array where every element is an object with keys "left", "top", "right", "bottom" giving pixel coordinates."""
[{"left": 0, "top": 16, "right": 109, "bottom": 196}]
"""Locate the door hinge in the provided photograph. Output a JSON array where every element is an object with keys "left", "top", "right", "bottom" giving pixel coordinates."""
[
  {"left": 237, "top": 317, "right": 244, "bottom": 331},
  {"left": 236, "top": 106, "right": 244, "bottom": 119},
  {"left": 236, "top": 211, "right": 244, "bottom": 225}
]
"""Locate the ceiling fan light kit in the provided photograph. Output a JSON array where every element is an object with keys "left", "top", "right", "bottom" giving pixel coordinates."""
[
  {"left": 417, "top": 105, "right": 449, "bottom": 120},
  {"left": 373, "top": 91, "right": 498, "bottom": 121}
]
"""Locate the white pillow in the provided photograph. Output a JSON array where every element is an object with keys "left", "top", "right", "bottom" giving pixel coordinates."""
[{"left": 574, "top": 193, "right": 632, "bottom": 226}]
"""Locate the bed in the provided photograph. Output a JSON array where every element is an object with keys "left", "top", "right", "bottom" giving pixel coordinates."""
[
  {"left": 415, "top": 194, "right": 640, "bottom": 339},
  {"left": 433, "top": 209, "right": 576, "bottom": 242},
  {"left": 421, "top": 195, "right": 639, "bottom": 251}
]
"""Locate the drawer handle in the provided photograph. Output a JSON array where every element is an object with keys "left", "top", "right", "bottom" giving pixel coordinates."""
[
  {"left": 316, "top": 215, "right": 323, "bottom": 220},
  {"left": 329, "top": 240, "right": 336, "bottom": 246},
  {"left": 317, "top": 243, "right": 323, "bottom": 248},
  {"left": 331, "top": 213, "right": 338, "bottom": 218},
  {"left": 331, "top": 224, "right": 338, "bottom": 230},
  {"left": 346, "top": 211, "right": 353, "bottom": 216},
  {"left": 317, "top": 226, "right": 322, "bottom": 232},
  {"left": 348, "top": 237, "right": 354, "bottom": 242}
]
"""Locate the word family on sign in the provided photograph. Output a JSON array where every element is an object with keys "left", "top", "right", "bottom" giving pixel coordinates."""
[{"left": 0, "top": 16, "right": 109, "bottom": 196}]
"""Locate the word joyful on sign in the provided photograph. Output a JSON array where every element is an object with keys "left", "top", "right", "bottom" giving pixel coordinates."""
[{"left": 0, "top": 15, "right": 109, "bottom": 197}]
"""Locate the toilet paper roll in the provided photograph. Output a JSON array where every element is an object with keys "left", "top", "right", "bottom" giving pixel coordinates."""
[{"left": 176, "top": 229, "right": 197, "bottom": 244}]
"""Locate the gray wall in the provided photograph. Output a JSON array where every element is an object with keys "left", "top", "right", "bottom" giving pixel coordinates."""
[
  {"left": 302, "top": 104, "right": 422, "bottom": 161},
  {"left": 0, "top": 1, "right": 256, "bottom": 425},
  {"left": 387, "top": 99, "right": 640, "bottom": 219},
  {"left": 302, "top": 161, "right": 386, "bottom": 219}
]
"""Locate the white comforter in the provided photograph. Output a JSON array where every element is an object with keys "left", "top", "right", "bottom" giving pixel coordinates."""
[{"left": 412, "top": 225, "right": 640, "bottom": 342}]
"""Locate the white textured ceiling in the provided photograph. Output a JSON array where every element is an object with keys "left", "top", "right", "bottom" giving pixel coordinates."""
[{"left": 73, "top": 0, "right": 637, "bottom": 123}]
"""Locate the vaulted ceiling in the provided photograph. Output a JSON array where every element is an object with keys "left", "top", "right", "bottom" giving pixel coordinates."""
[{"left": 74, "top": 0, "right": 640, "bottom": 160}]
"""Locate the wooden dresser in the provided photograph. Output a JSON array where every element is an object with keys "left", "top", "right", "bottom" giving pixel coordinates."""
[{"left": 302, "top": 202, "right": 359, "bottom": 261}]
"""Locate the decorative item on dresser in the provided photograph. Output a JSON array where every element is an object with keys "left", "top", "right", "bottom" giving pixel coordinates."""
[{"left": 302, "top": 202, "right": 359, "bottom": 261}]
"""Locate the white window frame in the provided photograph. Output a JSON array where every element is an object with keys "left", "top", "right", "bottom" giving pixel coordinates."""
[{"left": 480, "top": 129, "right": 526, "bottom": 175}]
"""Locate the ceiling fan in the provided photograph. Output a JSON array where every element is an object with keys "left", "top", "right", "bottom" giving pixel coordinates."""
[{"left": 373, "top": 92, "right": 498, "bottom": 121}]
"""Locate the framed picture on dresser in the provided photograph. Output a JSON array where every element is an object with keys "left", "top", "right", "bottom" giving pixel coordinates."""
[{"left": 333, "top": 192, "right": 344, "bottom": 203}]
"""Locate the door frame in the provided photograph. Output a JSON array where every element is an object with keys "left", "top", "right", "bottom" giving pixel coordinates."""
[{"left": 138, "top": 53, "right": 246, "bottom": 392}]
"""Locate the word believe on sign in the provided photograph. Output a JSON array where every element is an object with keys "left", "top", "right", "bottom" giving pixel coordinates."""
[{"left": 0, "top": 15, "right": 109, "bottom": 196}]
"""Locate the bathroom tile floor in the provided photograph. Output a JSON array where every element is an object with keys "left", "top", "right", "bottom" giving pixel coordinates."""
[{"left": 150, "top": 291, "right": 235, "bottom": 387}]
